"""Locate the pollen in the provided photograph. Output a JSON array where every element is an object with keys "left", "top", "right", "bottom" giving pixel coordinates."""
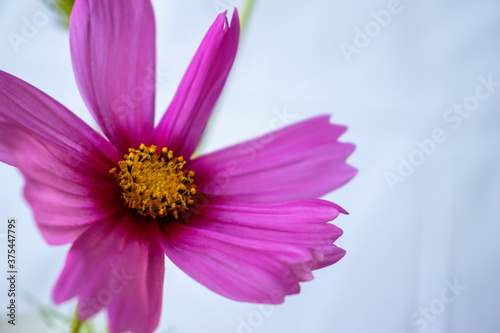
[{"left": 110, "top": 144, "right": 196, "bottom": 219}]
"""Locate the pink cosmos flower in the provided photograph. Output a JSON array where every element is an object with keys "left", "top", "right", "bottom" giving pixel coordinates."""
[{"left": 0, "top": 1, "right": 356, "bottom": 332}]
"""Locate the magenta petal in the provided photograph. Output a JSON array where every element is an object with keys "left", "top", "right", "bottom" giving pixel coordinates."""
[
  {"left": 70, "top": 0, "right": 156, "bottom": 153},
  {"left": 0, "top": 71, "right": 123, "bottom": 244},
  {"left": 158, "top": 199, "right": 345, "bottom": 303},
  {"left": 0, "top": 123, "right": 123, "bottom": 245},
  {"left": 150, "top": 10, "right": 239, "bottom": 158},
  {"left": 53, "top": 214, "right": 164, "bottom": 333},
  {"left": 311, "top": 244, "right": 346, "bottom": 270},
  {"left": 190, "top": 115, "right": 357, "bottom": 201},
  {"left": 0, "top": 70, "right": 119, "bottom": 165}
]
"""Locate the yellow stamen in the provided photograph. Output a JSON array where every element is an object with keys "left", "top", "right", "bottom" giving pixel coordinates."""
[{"left": 110, "top": 144, "right": 196, "bottom": 219}]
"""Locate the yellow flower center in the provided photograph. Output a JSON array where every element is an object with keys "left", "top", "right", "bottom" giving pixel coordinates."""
[{"left": 110, "top": 144, "right": 196, "bottom": 219}]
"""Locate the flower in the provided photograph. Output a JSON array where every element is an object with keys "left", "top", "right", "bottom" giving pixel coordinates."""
[{"left": 0, "top": 1, "right": 356, "bottom": 332}]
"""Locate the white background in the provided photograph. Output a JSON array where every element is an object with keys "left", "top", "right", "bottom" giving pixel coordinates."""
[{"left": 0, "top": 0, "right": 499, "bottom": 332}]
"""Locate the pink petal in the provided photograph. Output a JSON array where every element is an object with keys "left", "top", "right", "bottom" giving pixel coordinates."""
[
  {"left": 0, "top": 71, "right": 123, "bottom": 245},
  {"left": 150, "top": 10, "right": 239, "bottom": 159},
  {"left": 189, "top": 115, "right": 357, "bottom": 201},
  {"left": 0, "top": 70, "right": 119, "bottom": 165},
  {"left": 0, "top": 123, "right": 123, "bottom": 245},
  {"left": 70, "top": 0, "right": 156, "bottom": 153},
  {"left": 53, "top": 214, "right": 164, "bottom": 333},
  {"left": 311, "top": 245, "right": 346, "bottom": 270},
  {"left": 158, "top": 199, "right": 345, "bottom": 303}
]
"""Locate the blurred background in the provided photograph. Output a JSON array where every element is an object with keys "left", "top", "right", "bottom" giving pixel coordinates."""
[{"left": 1, "top": 0, "right": 500, "bottom": 332}]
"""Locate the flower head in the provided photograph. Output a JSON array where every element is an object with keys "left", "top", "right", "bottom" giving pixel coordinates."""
[{"left": 0, "top": 1, "right": 356, "bottom": 332}]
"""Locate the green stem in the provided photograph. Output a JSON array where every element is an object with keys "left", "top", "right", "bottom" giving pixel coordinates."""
[
  {"left": 240, "top": 0, "right": 256, "bottom": 35},
  {"left": 71, "top": 308, "right": 82, "bottom": 333}
]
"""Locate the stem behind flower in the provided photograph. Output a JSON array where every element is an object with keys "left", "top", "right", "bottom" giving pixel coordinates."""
[
  {"left": 71, "top": 309, "right": 82, "bottom": 333},
  {"left": 240, "top": 0, "right": 256, "bottom": 34}
]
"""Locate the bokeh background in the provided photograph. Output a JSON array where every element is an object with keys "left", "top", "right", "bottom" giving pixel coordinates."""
[{"left": 1, "top": 0, "right": 500, "bottom": 332}]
